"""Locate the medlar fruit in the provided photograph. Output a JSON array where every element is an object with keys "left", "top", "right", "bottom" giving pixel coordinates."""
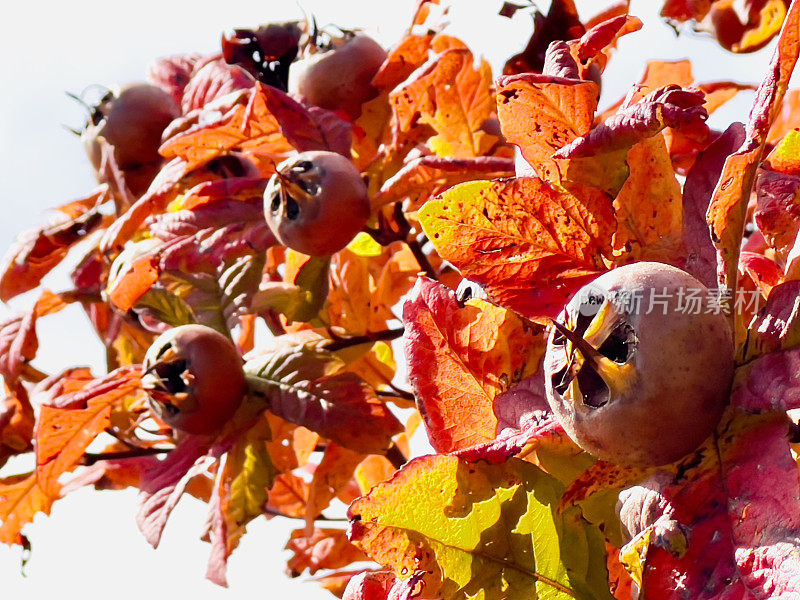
[
  {"left": 263, "top": 150, "right": 370, "bottom": 256},
  {"left": 288, "top": 32, "right": 386, "bottom": 120},
  {"left": 141, "top": 324, "right": 246, "bottom": 435},
  {"left": 81, "top": 82, "right": 180, "bottom": 195},
  {"left": 544, "top": 262, "right": 734, "bottom": 467}
]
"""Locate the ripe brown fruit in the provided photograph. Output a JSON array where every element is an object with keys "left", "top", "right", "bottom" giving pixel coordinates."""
[
  {"left": 81, "top": 82, "right": 180, "bottom": 193},
  {"left": 288, "top": 33, "right": 387, "bottom": 120},
  {"left": 544, "top": 262, "right": 734, "bottom": 467},
  {"left": 141, "top": 324, "right": 246, "bottom": 435},
  {"left": 263, "top": 150, "right": 370, "bottom": 256}
]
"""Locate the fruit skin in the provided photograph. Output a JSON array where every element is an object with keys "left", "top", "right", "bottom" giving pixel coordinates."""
[
  {"left": 544, "top": 262, "right": 734, "bottom": 467},
  {"left": 263, "top": 150, "right": 370, "bottom": 256},
  {"left": 82, "top": 82, "right": 180, "bottom": 194},
  {"left": 141, "top": 324, "right": 246, "bottom": 435},
  {"left": 288, "top": 34, "right": 387, "bottom": 120}
]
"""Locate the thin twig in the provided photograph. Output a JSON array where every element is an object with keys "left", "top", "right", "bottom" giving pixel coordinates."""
[
  {"left": 377, "top": 389, "right": 416, "bottom": 403},
  {"left": 406, "top": 237, "right": 438, "bottom": 280},
  {"left": 263, "top": 507, "right": 349, "bottom": 522},
  {"left": 82, "top": 447, "right": 171, "bottom": 466},
  {"left": 20, "top": 363, "right": 48, "bottom": 384},
  {"left": 325, "top": 327, "right": 405, "bottom": 352},
  {"left": 385, "top": 444, "right": 408, "bottom": 470}
]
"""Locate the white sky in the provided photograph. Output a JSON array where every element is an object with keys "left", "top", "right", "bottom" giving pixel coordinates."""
[{"left": 0, "top": 0, "right": 784, "bottom": 597}]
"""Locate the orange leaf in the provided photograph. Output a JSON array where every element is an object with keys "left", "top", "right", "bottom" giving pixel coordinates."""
[
  {"left": 497, "top": 73, "right": 599, "bottom": 183},
  {"left": 0, "top": 472, "right": 52, "bottom": 545},
  {"left": 268, "top": 473, "right": 310, "bottom": 518},
  {"left": 108, "top": 254, "right": 160, "bottom": 312},
  {"left": 613, "top": 134, "right": 684, "bottom": 263},
  {"left": 305, "top": 443, "right": 364, "bottom": 530},
  {"left": 371, "top": 34, "right": 433, "bottom": 91},
  {"left": 419, "top": 178, "right": 614, "bottom": 317},
  {"left": 0, "top": 188, "right": 107, "bottom": 301},
  {"left": 416, "top": 49, "right": 497, "bottom": 158},
  {"left": 286, "top": 528, "right": 368, "bottom": 576},
  {"left": 160, "top": 84, "right": 294, "bottom": 172},
  {"left": 403, "top": 278, "right": 546, "bottom": 453},
  {"left": 0, "top": 385, "right": 34, "bottom": 467},
  {"left": 36, "top": 368, "right": 143, "bottom": 497}
]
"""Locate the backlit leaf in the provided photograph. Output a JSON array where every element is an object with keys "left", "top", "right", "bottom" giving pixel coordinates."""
[
  {"left": 496, "top": 73, "right": 599, "bottom": 183},
  {"left": 286, "top": 527, "right": 368, "bottom": 576},
  {"left": 403, "top": 277, "right": 545, "bottom": 453},
  {"left": 754, "top": 128, "right": 800, "bottom": 256},
  {"left": 245, "top": 338, "right": 402, "bottom": 453},
  {"left": 618, "top": 411, "right": 800, "bottom": 598},
  {"left": 349, "top": 454, "right": 613, "bottom": 600},
  {"left": 707, "top": 1, "right": 800, "bottom": 290},
  {"left": 419, "top": 178, "right": 614, "bottom": 317},
  {"left": 205, "top": 417, "right": 275, "bottom": 586},
  {"left": 0, "top": 188, "right": 107, "bottom": 301}
]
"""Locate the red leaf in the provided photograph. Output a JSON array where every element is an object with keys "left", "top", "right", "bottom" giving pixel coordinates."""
[
  {"left": 706, "top": 1, "right": 800, "bottom": 289},
  {"left": 619, "top": 412, "right": 800, "bottom": 598},
  {"left": 0, "top": 188, "right": 107, "bottom": 301},
  {"left": 554, "top": 85, "right": 708, "bottom": 160},
  {"left": 681, "top": 123, "right": 746, "bottom": 288},
  {"left": 403, "top": 278, "right": 546, "bottom": 453},
  {"left": 374, "top": 155, "right": 515, "bottom": 210},
  {"left": 731, "top": 344, "right": 800, "bottom": 413},
  {"left": 148, "top": 53, "right": 202, "bottom": 105},
  {"left": 181, "top": 56, "right": 254, "bottom": 113},
  {"left": 136, "top": 433, "right": 217, "bottom": 548}
]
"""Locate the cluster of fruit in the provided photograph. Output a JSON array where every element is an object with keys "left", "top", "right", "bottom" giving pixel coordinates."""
[{"left": 3, "top": 0, "right": 798, "bottom": 597}]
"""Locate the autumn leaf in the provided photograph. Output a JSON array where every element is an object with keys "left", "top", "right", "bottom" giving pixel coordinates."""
[
  {"left": 419, "top": 49, "right": 497, "bottom": 158},
  {"left": 245, "top": 337, "right": 402, "bottom": 454},
  {"left": 496, "top": 72, "right": 599, "bottom": 183},
  {"left": 180, "top": 57, "right": 252, "bottom": 112},
  {"left": 554, "top": 85, "right": 707, "bottom": 197},
  {"left": 342, "top": 570, "right": 419, "bottom": 600},
  {"left": 371, "top": 34, "right": 434, "bottom": 91},
  {"left": 419, "top": 177, "right": 614, "bottom": 317},
  {"left": 36, "top": 367, "right": 144, "bottom": 495},
  {"left": 617, "top": 411, "right": 800, "bottom": 598},
  {"left": 159, "top": 84, "right": 295, "bottom": 172},
  {"left": 205, "top": 417, "right": 275, "bottom": 586},
  {"left": 267, "top": 473, "right": 310, "bottom": 519},
  {"left": 373, "top": 155, "right": 515, "bottom": 210},
  {"left": 681, "top": 123, "right": 746, "bottom": 289},
  {"left": 305, "top": 443, "right": 364, "bottom": 530},
  {"left": 707, "top": 0, "right": 800, "bottom": 291},
  {"left": 0, "top": 368, "right": 142, "bottom": 545},
  {"left": 137, "top": 433, "right": 217, "bottom": 548},
  {"left": 0, "top": 385, "right": 34, "bottom": 468},
  {"left": 348, "top": 454, "right": 613, "bottom": 600},
  {"left": 0, "top": 472, "right": 52, "bottom": 546},
  {"left": 661, "top": 0, "right": 790, "bottom": 53},
  {"left": 389, "top": 48, "right": 498, "bottom": 160},
  {"left": 0, "top": 187, "right": 108, "bottom": 301},
  {"left": 402, "top": 277, "right": 545, "bottom": 453},
  {"left": 754, "top": 128, "right": 800, "bottom": 256},
  {"left": 286, "top": 527, "right": 368, "bottom": 577},
  {"left": 610, "top": 134, "right": 684, "bottom": 263}
]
